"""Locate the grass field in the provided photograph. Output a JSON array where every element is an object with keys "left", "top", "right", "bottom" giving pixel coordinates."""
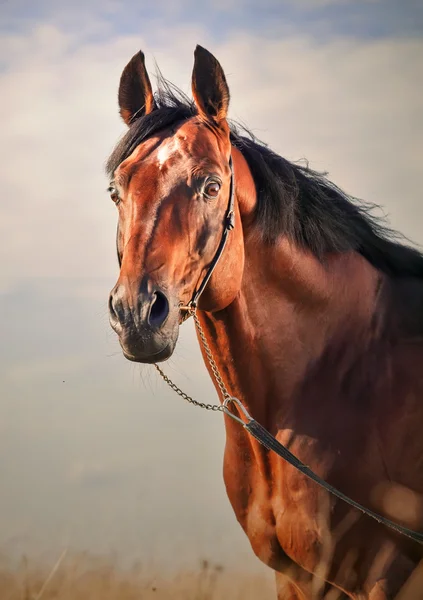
[{"left": 0, "top": 553, "right": 275, "bottom": 599}]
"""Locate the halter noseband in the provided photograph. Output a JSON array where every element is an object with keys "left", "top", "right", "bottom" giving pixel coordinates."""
[{"left": 179, "top": 155, "right": 235, "bottom": 320}]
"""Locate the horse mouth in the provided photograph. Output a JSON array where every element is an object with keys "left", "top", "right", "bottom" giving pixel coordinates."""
[{"left": 122, "top": 342, "right": 172, "bottom": 364}]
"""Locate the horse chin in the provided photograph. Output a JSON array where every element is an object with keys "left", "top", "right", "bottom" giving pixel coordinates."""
[{"left": 122, "top": 344, "right": 172, "bottom": 364}]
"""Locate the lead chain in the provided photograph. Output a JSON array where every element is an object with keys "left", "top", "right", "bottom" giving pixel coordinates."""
[{"left": 154, "top": 307, "right": 231, "bottom": 411}]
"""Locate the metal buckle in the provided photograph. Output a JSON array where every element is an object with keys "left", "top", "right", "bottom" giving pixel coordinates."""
[
  {"left": 226, "top": 210, "right": 235, "bottom": 231},
  {"left": 222, "top": 396, "right": 252, "bottom": 425},
  {"left": 178, "top": 301, "right": 195, "bottom": 324}
]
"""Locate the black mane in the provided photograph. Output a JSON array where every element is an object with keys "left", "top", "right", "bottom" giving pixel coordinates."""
[{"left": 106, "top": 75, "right": 423, "bottom": 279}]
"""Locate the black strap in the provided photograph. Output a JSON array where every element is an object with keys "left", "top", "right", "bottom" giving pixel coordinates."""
[
  {"left": 189, "top": 156, "right": 235, "bottom": 309},
  {"left": 244, "top": 418, "right": 423, "bottom": 544}
]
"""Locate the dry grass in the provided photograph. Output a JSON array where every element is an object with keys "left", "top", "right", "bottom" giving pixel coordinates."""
[{"left": 0, "top": 553, "right": 275, "bottom": 600}]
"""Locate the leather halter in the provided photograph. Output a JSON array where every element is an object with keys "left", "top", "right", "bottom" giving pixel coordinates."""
[{"left": 179, "top": 155, "right": 235, "bottom": 320}]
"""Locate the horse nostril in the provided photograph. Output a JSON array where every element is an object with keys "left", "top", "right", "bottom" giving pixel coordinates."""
[
  {"left": 148, "top": 290, "right": 169, "bottom": 328},
  {"left": 109, "top": 286, "right": 124, "bottom": 327},
  {"left": 109, "top": 293, "right": 117, "bottom": 320}
]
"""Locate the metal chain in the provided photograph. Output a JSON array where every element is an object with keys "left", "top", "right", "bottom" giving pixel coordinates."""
[
  {"left": 154, "top": 363, "right": 224, "bottom": 412},
  {"left": 191, "top": 310, "right": 232, "bottom": 401},
  {"left": 154, "top": 307, "right": 231, "bottom": 412}
]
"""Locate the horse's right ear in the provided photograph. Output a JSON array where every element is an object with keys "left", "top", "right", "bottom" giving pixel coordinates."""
[{"left": 118, "top": 51, "right": 155, "bottom": 126}]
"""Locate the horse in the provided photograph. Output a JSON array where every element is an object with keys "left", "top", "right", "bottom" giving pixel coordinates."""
[{"left": 105, "top": 46, "right": 423, "bottom": 598}]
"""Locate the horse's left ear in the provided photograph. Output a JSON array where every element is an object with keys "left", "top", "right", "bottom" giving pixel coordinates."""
[
  {"left": 191, "top": 45, "right": 230, "bottom": 124},
  {"left": 118, "top": 50, "right": 156, "bottom": 126}
]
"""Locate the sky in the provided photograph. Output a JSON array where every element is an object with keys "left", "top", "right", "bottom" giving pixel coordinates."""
[{"left": 0, "top": 0, "right": 422, "bottom": 573}]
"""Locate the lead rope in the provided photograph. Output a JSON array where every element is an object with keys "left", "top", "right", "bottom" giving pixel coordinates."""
[{"left": 154, "top": 309, "right": 423, "bottom": 545}]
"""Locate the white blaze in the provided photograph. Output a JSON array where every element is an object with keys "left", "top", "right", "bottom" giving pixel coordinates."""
[{"left": 157, "top": 138, "right": 181, "bottom": 169}]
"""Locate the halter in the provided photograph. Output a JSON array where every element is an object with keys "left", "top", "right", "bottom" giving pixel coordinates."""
[{"left": 179, "top": 155, "right": 235, "bottom": 320}]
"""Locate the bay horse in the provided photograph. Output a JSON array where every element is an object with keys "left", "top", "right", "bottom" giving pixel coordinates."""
[{"left": 106, "top": 46, "right": 423, "bottom": 598}]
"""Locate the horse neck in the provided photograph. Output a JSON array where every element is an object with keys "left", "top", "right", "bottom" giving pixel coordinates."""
[{"left": 196, "top": 224, "right": 385, "bottom": 426}]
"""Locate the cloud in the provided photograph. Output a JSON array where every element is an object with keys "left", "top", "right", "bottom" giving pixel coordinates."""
[
  {"left": 287, "top": 0, "right": 380, "bottom": 6},
  {"left": 0, "top": 25, "right": 422, "bottom": 291},
  {"left": 3, "top": 0, "right": 420, "bottom": 47}
]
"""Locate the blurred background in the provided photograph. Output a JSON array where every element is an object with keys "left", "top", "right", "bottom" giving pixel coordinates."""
[{"left": 0, "top": 0, "right": 422, "bottom": 581}]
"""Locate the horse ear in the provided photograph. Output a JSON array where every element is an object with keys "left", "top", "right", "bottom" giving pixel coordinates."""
[
  {"left": 118, "top": 50, "right": 155, "bottom": 126},
  {"left": 191, "top": 45, "right": 230, "bottom": 124}
]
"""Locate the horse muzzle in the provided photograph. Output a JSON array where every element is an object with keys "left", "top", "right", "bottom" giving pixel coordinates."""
[{"left": 108, "top": 282, "right": 178, "bottom": 363}]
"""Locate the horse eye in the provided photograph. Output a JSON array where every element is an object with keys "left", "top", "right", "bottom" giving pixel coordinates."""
[
  {"left": 204, "top": 180, "right": 221, "bottom": 199},
  {"left": 108, "top": 185, "right": 121, "bottom": 205}
]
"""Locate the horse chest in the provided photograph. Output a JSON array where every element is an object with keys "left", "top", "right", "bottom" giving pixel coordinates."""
[{"left": 223, "top": 434, "right": 332, "bottom": 574}]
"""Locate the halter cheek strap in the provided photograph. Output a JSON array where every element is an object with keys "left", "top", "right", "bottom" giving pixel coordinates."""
[{"left": 180, "top": 155, "right": 235, "bottom": 318}]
